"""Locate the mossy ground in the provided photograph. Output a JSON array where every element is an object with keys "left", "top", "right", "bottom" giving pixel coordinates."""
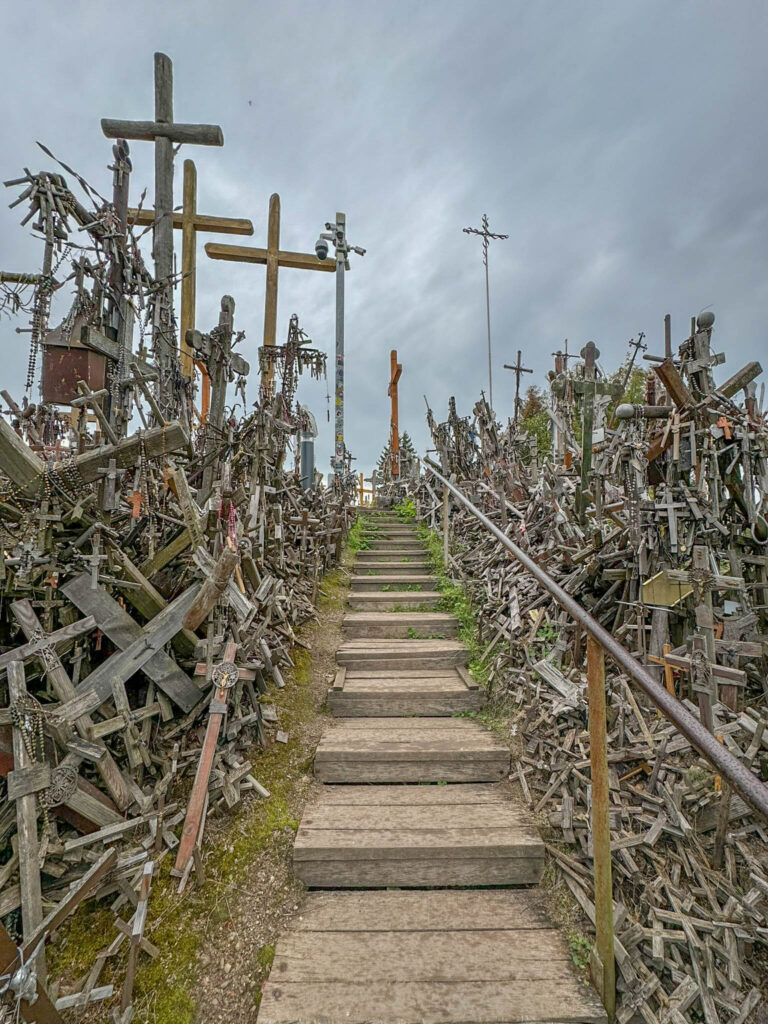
[{"left": 49, "top": 564, "right": 351, "bottom": 1024}]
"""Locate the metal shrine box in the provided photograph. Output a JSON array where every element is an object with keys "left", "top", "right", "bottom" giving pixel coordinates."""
[{"left": 41, "top": 314, "right": 107, "bottom": 405}]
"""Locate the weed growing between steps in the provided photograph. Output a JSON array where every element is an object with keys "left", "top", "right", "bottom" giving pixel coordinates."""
[
  {"left": 348, "top": 516, "right": 371, "bottom": 550},
  {"left": 416, "top": 522, "right": 496, "bottom": 690},
  {"left": 393, "top": 497, "right": 417, "bottom": 521},
  {"left": 48, "top": 567, "right": 352, "bottom": 1024}
]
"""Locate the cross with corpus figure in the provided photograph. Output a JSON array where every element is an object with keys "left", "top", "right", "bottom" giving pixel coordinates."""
[
  {"left": 205, "top": 193, "right": 334, "bottom": 383},
  {"left": 128, "top": 159, "right": 253, "bottom": 399},
  {"left": 101, "top": 52, "right": 224, "bottom": 416},
  {"left": 503, "top": 349, "right": 533, "bottom": 425},
  {"left": 388, "top": 349, "right": 402, "bottom": 477}
]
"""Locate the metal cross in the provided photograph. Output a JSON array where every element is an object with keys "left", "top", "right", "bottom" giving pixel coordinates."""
[{"left": 463, "top": 214, "right": 508, "bottom": 412}]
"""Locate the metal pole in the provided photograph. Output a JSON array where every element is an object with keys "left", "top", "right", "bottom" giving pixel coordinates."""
[
  {"left": 485, "top": 258, "right": 493, "bottom": 411},
  {"left": 587, "top": 636, "right": 615, "bottom": 1018},
  {"left": 334, "top": 227, "right": 345, "bottom": 477}
]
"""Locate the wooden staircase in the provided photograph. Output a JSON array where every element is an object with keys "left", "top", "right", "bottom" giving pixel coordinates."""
[{"left": 257, "top": 513, "right": 608, "bottom": 1024}]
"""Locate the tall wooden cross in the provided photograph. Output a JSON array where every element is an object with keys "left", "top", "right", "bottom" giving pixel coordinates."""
[
  {"left": 128, "top": 159, "right": 254, "bottom": 389},
  {"left": 205, "top": 193, "right": 334, "bottom": 382},
  {"left": 388, "top": 349, "right": 402, "bottom": 477},
  {"left": 573, "top": 342, "right": 621, "bottom": 519},
  {"left": 101, "top": 52, "right": 224, "bottom": 415},
  {"left": 503, "top": 350, "right": 533, "bottom": 425}
]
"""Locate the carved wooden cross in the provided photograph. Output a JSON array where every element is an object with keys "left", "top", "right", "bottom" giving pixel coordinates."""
[
  {"left": 503, "top": 350, "right": 533, "bottom": 425},
  {"left": 388, "top": 349, "right": 402, "bottom": 477},
  {"left": 128, "top": 159, "right": 253, "bottom": 391},
  {"left": 205, "top": 193, "right": 334, "bottom": 381},
  {"left": 573, "top": 342, "right": 621, "bottom": 518},
  {"left": 101, "top": 52, "right": 223, "bottom": 413}
]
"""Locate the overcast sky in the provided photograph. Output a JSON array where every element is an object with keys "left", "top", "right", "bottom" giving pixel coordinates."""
[{"left": 1, "top": 1, "right": 766, "bottom": 479}]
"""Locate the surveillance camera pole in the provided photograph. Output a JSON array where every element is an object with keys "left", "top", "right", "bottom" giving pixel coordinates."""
[{"left": 318, "top": 214, "right": 365, "bottom": 478}]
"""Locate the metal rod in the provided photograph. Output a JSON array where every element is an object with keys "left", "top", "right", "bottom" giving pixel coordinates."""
[
  {"left": 423, "top": 459, "right": 768, "bottom": 821},
  {"left": 587, "top": 636, "right": 615, "bottom": 1018}
]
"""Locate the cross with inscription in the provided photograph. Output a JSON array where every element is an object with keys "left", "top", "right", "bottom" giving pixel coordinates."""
[
  {"left": 205, "top": 193, "right": 334, "bottom": 382},
  {"left": 128, "top": 159, "right": 253, "bottom": 390},
  {"left": 101, "top": 52, "right": 224, "bottom": 415}
]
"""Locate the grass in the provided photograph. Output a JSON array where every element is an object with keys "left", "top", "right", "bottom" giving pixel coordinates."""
[
  {"left": 393, "top": 497, "right": 417, "bottom": 522},
  {"left": 48, "top": 567, "right": 351, "bottom": 1024},
  {"left": 416, "top": 523, "right": 496, "bottom": 690},
  {"left": 348, "top": 517, "right": 371, "bottom": 550}
]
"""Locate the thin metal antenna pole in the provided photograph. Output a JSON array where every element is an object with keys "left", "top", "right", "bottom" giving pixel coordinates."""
[
  {"left": 463, "top": 214, "right": 508, "bottom": 416},
  {"left": 484, "top": 257, "right": 493, "bottom": 410}
]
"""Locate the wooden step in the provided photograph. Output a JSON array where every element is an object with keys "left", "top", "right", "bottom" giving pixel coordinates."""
[
  {"left": 354, "top": 561, "right": 429, "bottom": 576},
  {"left": 315, "top": 718, "right": 509, "bottom": 782},
  {"left": 343, "top": 611, "right": 457, "bottom": 639},
  {"left": 329, "top": 664, "right": 478, "bottom": 716},
  {"left": 350, "top": 574, "right": 434, "bottom": 592},
  {"left": 257, "top": 891, "right": 607, "bottom": 1024},
  {"left": 356, "top": 549, "right": 427, "bottom": 561},
  {"left": 293, "top": 784, "right": 546, "bottom": 888},
  {"left": 347, "top": 591, "right": 442, "bottom": 610},
  {"left": 336, "top": 638, "right": 469, "bottom": 670}
]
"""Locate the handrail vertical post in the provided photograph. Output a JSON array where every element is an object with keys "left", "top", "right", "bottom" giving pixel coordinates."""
[
  {"left": 442, "top": 484, "right": 449, "bottom": 570},
  {"left": 587, "top": 635, "right": 615, "bottom": 1019}
]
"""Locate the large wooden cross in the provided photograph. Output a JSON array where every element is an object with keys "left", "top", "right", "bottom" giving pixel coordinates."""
[
  {"left": 128, "top": 159, "right": 253, "bottom": 390},
  {"left": 388, "top": 349, "right": 402, "bottom": 478},
  {"left": 101, "top": 52, "right": 223, "bottom": 413},
  {"left": 205, "top": 193, "right": 334, "bottom": 381},
  {"left": 503, "top": 349, "right": 533, "bottom": 426}
]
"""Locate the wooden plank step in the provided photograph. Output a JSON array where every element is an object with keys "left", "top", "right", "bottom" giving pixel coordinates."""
[
  {"left": 342, "top": 611, "right": 457, "bottom": 639},
  {"left": 349, "top": 574, "right": 434, "bottom": 591},
  {"left": 347, "top": 591, "right": 442, "bottom": 610},
  {"left": 257, "top": 891, "right": 607, "bottom": 1024},
  {"left": 356, "top": 549, "right": 426, "bottom": 560},
  {"left": 329, "top": 669, "right": 479, "bottom": 717},
  {"left": 293, "top": 784, "right": 545, "bottom": 888},
  {"left": 315, "top": 718, "right": 508, "bottom": 782},
  {"left": 354, "top": 561, "right": 430, "bottom": 576},
  {"left": 337, "top": 639, "right": 468, "bottom": 669}
]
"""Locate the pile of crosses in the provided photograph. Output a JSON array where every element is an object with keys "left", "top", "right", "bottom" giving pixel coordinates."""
[
  {"left": 0, "top": 55, "right": 353, "bottom": 1023},
  {"left": 413, "top": 315, "right": 768, "bottom": 1024}
]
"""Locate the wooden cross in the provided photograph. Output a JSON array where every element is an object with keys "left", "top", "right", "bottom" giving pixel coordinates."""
[
  {"left": 101, "top": 52, "right": 223, "bottom": 413},
  {"left": 388, "top": 350, "right": 402, "bottom": 477},
  {"left": 503, "top": 350, "right": 533, "bottom": 425},
  {"left": 572, "top": 342, "right": 621, "bottom": 518},
  {"left": 128, "top": 158, "right": 254, "bottom": 391},
  {"left": 187, "top": 295, "right": 250, "bottom": 500},
  {"left": 205, "top": 193, "right": 334, "bottom": 381}
]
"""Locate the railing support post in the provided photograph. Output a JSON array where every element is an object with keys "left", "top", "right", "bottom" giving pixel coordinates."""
[
  {"left": 587, "top": 635, "right": 616, "bottom": 1019},
  {"left": 442, "top": 484, "right": 449, "bottom": 570}
]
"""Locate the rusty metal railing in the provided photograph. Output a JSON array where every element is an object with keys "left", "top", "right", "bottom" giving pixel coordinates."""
[{"left": 424, "top": 459, "right": 768, "bottom": 1017}]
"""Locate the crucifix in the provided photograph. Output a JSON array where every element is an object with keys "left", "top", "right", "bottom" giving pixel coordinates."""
[
  {"left": 101, "top": 52, "right": 224, "bottom": 416},
  {"left": 205, "top": 193, "right": 334, "bottom": 384},
  {"left": 128, "top": 158, "right": 254, "bottom": 393},
  {"left": 388, "top": 349, "right": 402, "bottom": 477},
  {"left": 503, "top": 350, "right": 533, "bottom": 425},
  {"left": 463, "top": 214, "right": 508, "bottom": 412}
]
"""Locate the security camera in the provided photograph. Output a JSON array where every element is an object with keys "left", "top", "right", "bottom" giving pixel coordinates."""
[{"left": 315, "top": 237, "right": 329, "bottom": 261}]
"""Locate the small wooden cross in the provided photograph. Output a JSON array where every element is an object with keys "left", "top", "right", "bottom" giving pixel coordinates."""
[
  {"left": 388, "top": 350, "right": 402, "bottom": 477},
  {"left": 101, "top": 53, "right": 224, "bottom": 412},
  {"left": 503, "top": 349, "right": 533, "bottom": 425},
  {"left": 205, "top": 193, "right": 334, "bottom": 380},
  {"left": 128, "top": 158, "right": 254, "bottom": 384}
]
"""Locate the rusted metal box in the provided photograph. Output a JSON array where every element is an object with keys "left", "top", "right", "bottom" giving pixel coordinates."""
[
  {"left": 41, "top": 313, "right": 107, "bottom": 405},
  {"left": 41, "top": 345, "right": 107, "bottom": 405}
]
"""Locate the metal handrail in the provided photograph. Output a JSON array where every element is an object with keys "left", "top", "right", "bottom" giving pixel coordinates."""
[{"left": 424, "top": 459, "right": 768, "bottom": 821}]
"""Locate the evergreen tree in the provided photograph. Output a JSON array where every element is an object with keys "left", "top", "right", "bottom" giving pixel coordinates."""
[{"left": 519, "top": 386, "right": 552, "bottom": 455}]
